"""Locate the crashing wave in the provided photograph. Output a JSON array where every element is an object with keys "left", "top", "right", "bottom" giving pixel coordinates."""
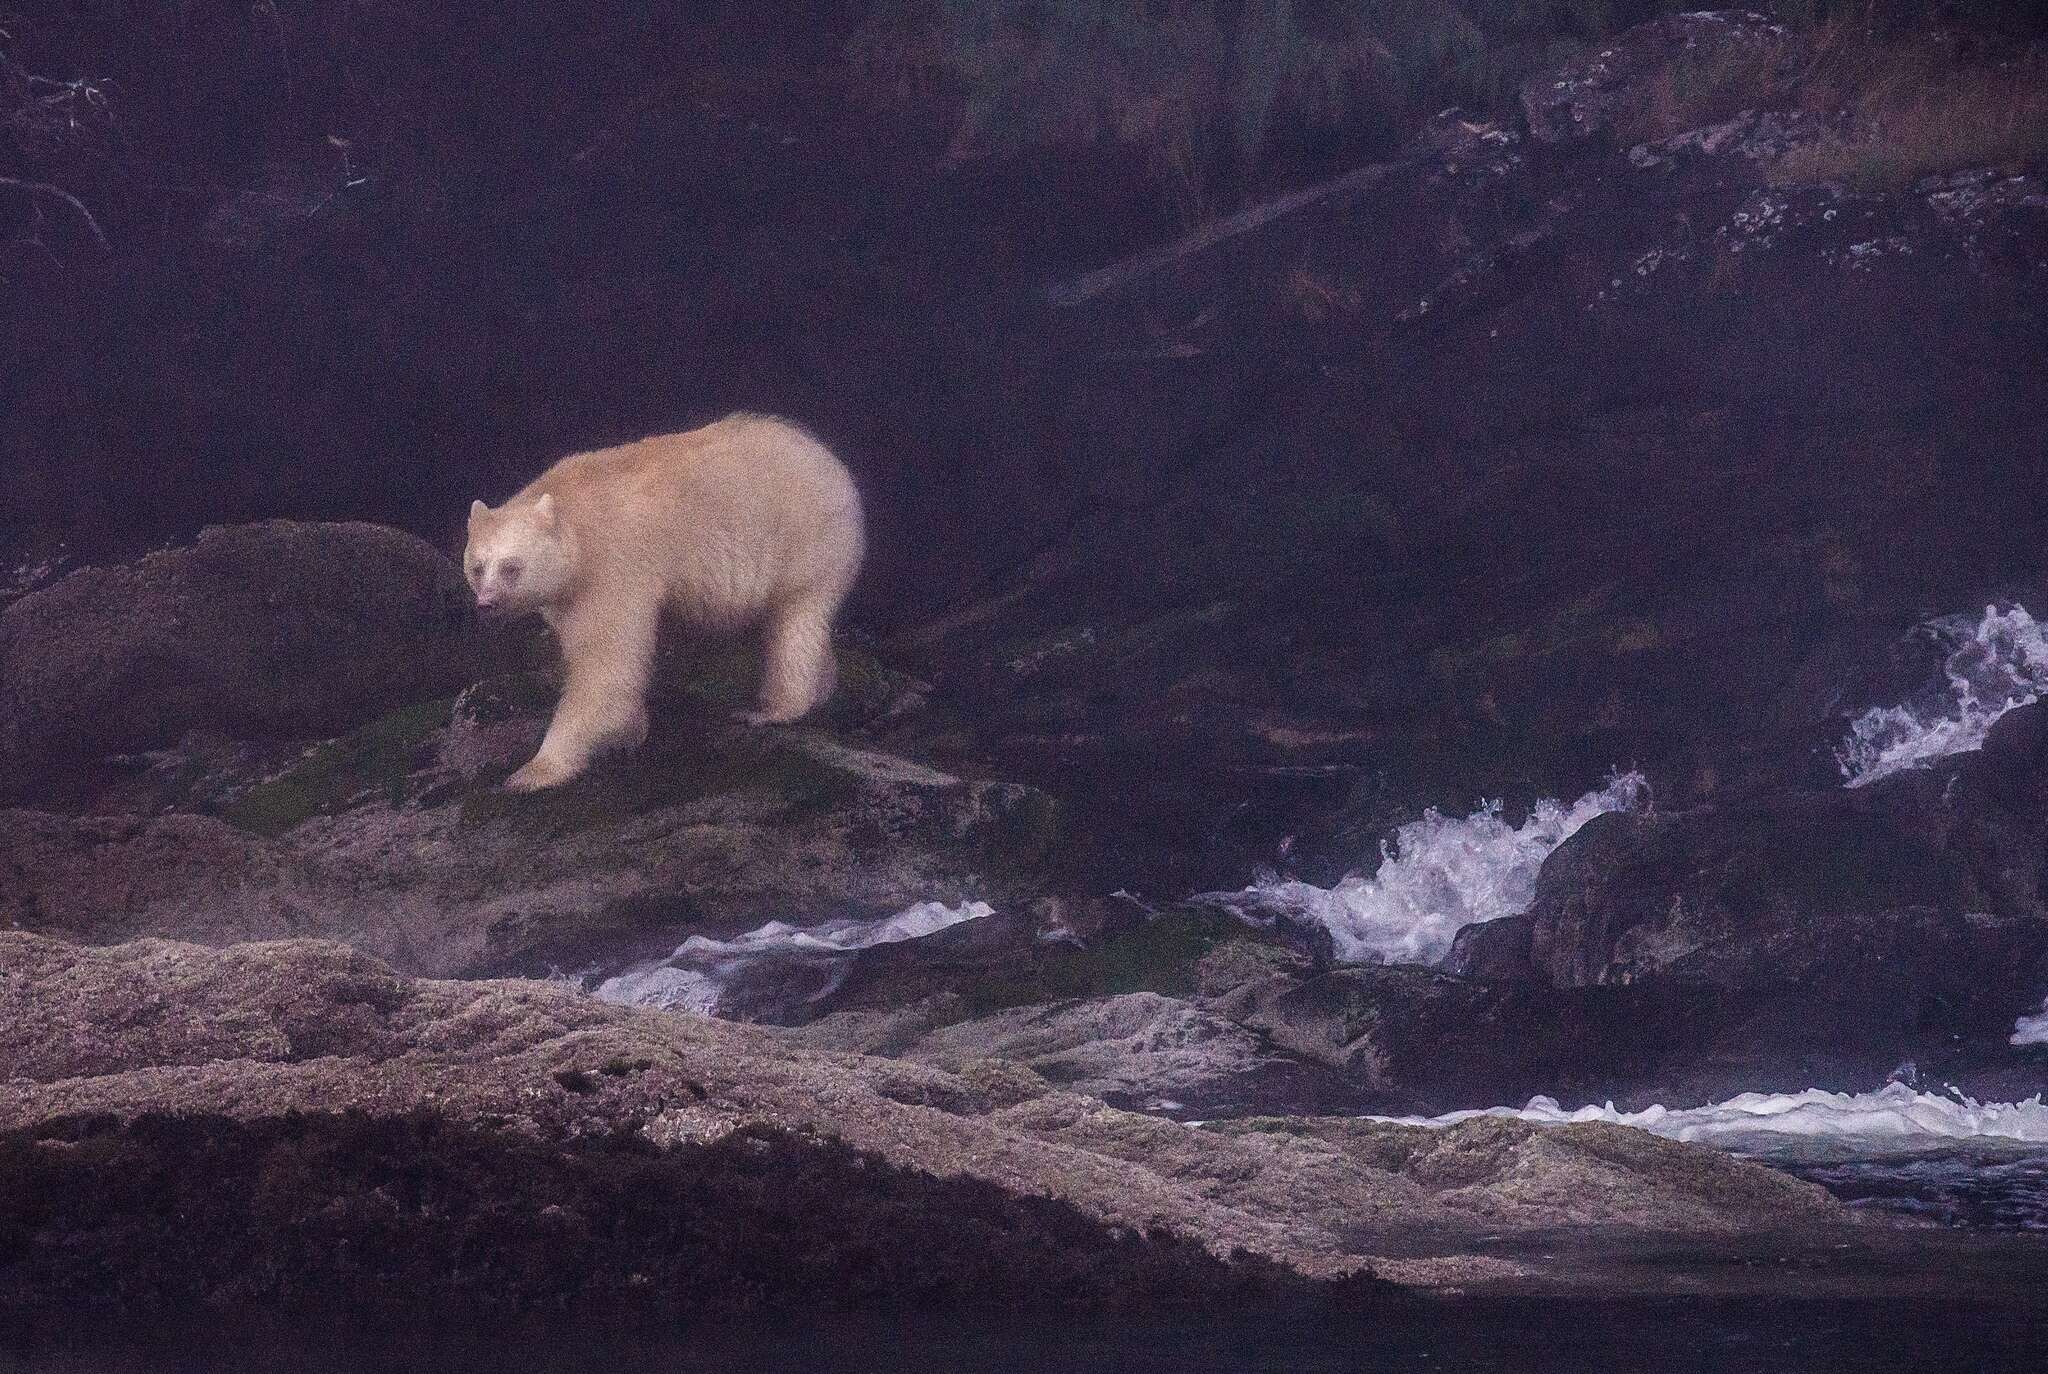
[
  {"left": 1371, "top": 1082, "right": 2048, "bottom": 1156},
  {"left": 595, "top": 899, "right": 994, "bottom": 1018},
  {"left": 1223, "top": 772, "right": 1648, "bottom": 967},
  {"left": 1838, "top": 604, "right": 2048, "bottom": 788}
]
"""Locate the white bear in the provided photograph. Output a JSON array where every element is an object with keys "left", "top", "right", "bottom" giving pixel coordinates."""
[{"left": 463, "top": 413, "right": 865, "bottom": 791}]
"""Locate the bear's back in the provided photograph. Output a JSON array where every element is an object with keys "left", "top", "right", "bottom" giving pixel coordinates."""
[{"left": 530, "top": 414, "right": 862, "bottom": 624}]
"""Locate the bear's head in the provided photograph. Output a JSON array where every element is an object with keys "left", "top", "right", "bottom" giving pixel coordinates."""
[{"left": 464, "top": 493, "right": 576, "bottom": 613}]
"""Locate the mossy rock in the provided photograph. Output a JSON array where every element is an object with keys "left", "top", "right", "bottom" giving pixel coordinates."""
[
  {"left": 456, "top": 720, "right": 861, "bottom": 836},
  {"left": 223, "top": 698, "right": 454, "bottom": 837},
  {"left": 452, "top": 670, "right": 559, "bottom": 727},
  {"left": 959, "top": 906, "right": 1246, "bottom": 1017},
  {"left": 825, "top": 644, "right": 927, "bottom": 726},
  {"left": 962, "top": 781, "right": 1062, "bottom": 869},
  {"left": 643, "top": 635, "right": 920, "bottom": 727},
  {"left": 661, "top": 639, "right": 761, "bottom": 711},
  {"left": 0, "top": 521, "right": 491, "bottom": 802}
]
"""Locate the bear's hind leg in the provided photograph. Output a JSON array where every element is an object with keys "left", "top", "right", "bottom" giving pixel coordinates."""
[{"left": 743, "top": 599, "right": 837, "bottom": 726}]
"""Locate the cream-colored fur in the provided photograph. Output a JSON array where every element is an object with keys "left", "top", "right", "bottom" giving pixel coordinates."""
[{"left": 464, "top": 413, "right": 865, "bottom": 792}]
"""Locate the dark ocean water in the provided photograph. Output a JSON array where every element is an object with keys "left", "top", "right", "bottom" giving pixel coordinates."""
[
  {"left": 1768, "top": 1148, "right": 2048, "bottom": 1231},
  {"left": 9, "top": 1299, "right": 2048, "bottom": 1374}
]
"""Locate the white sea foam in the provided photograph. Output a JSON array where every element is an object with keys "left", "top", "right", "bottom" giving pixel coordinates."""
[
  {"left": 595, "top": 899, "right": 994, "bottom": 1017},
  {"left": 1838, "top": 604, "right": 2048, "bottom": 788},
  {"left": 2014, "top": 997, "right": 2048, "bottom": 1047},
  {"left": 1372, "top": 1082, "right": 2048, "bottom": 1154},
  {"left": 1230, "top": 772, "right": 1648, "bottom": 967}
]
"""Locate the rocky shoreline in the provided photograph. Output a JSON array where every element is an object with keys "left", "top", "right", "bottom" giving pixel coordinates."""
[{"left": 9, "top": 928, "right": 2017, "bottom": 1324}]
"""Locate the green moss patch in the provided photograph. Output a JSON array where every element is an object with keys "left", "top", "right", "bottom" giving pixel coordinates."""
[
  {"left": 223, "top": 698, "right": 453, "bottom": 837},
  {"left": 457, "top": 722, "right": 859, "bottom": 836},
  {"left": 455, "top": 671, "right": 559, "bottom": 727},
  {"left": 824, "top": 645, "right": 926, "bottom": 726},
  {"left": 961, "top": 907, "right": 1245, "bottom": 1017},
  {"left": 968, "top": 782, "right": 1062, "bottom": 870}
]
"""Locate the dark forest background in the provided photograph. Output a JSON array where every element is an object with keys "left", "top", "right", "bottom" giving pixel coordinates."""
[{"left": 4, "top": 1, "right": 2044, "bottom": 623}]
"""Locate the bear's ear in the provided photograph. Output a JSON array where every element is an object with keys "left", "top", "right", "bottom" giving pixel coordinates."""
[
  {"left": 533, "top": 493, "right": 557, "bottom": 528},
  {"left": 469, "top": 499, "right": 489, "bottom": 523}
]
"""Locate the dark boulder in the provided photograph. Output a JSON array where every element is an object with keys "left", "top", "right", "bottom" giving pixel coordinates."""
[
  {"left": 1451, "top": 703, "right": 2048, "bottom": 992},
  {"left": 0, "top": 521, "right": 495, "bottom": 800},
  {"left": 1419, "top": 705, "right": 2048, "bottom": 1098}
]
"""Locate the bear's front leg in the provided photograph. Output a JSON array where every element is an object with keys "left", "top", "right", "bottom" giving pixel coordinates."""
[{"left": 507, "top": 597, "right": 657, "bottom": 791}]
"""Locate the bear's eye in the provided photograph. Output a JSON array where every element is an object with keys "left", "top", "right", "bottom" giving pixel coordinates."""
[
  {"left": 467, "top": 561, "right": 482, "bottom": 580},
  {"left": 499, "top": 560, "right": 523, "bottom": 583}
]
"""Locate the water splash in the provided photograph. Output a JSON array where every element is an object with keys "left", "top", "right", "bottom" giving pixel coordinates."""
[
  {"left": 1226, "top": 772, "right": 1648, "bottom": 967},
  {"left": 595, "top": 900, "right": 994, "bottom": 1018},
  {"left": 1373, "top": 1082, "right": 2048, "bottom": 1154},
  {"left": 2014, "top": 997, "right": 2048, "bottom": 1047},
  {"left": 1375, "top": 1084, "right": 2048, "bottom": 1229},
  {"left": 1838, "top": 604, "right": 2048, "bottom": 788}
]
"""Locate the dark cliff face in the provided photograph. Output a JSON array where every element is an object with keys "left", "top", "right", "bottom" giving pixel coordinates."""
[{"left": 13, "top": 8, "right": 2044, "bottom": 891}]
